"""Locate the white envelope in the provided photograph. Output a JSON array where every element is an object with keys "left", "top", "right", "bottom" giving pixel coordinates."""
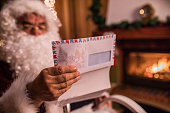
[{"left": 51, "top": 34, "right": 116, "bottom": 105}]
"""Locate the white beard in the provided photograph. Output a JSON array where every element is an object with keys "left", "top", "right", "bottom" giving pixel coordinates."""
[{"left": 1, "top": 31, "right": 60, "bottom": 76}]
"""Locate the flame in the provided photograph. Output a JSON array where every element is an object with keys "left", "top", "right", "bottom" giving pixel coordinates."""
[
  {"left": 150, "top": 63, "right": 157, "bottom": 73},
  {"left": 150, "top": 57, "right": 168, "bottom": 73}
]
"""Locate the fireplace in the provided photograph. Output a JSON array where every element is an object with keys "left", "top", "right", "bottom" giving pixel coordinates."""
[
  {"left": 125, "top": 51, "right": 170, "bottom": 89},
  {"left": 93, "top": 26, "right": 170, "bottom": 112}
]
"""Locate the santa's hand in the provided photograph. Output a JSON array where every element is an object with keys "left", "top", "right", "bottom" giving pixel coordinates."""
[{"left": 27, "top": 65, "right": 80, "bottom": 107}]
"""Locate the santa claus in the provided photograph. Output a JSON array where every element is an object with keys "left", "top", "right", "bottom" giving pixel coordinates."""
[{"left": 0, "top": 0, "right": 80, "bottom": 113}]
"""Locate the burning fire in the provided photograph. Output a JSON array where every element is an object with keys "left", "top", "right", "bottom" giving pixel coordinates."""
[
  {"left": 146, "top": 57, "right": 169, "bottom": 73},
  {"left": 144, "top": 57, "right": 170, "bottom": 80}
]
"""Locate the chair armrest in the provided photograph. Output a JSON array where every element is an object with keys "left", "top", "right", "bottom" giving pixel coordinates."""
[{"left": 103, "top": 94, "right": 147, "bottom": 113}]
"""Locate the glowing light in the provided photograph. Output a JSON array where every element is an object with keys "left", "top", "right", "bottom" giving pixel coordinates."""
[
  {"left": 154, "top": 74, "right": 159, "bottom": 79},
  {"left": 44, "top": 0, "right": 57, "bottom": 20},
  {"left": 157, "top": 57, "right": 167, "bottom": 71},
  {"left": 140, "top": 9, "right": 144, "bottom": 15},
  {"left": 157, "top": 63, "right": 165, "bottom": 71},
  {"left": 151, "top": 63, "right": 158, "bottom": 73},
  {"left": 44, "top": 0, "right": 55, "bottom": 8},
  {"left": 149, "top": 57, "right": 169, "bottom": 73},
  {"left": 159, "top": 75, "right": 164, "bottom": 79},
  {"left": 144, "top": 72, "right": 153, "bottom": 78}
]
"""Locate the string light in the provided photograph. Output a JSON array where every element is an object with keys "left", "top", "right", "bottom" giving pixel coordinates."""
[{"left": 44, "top": 0, "right": 57, "bottom": 20}]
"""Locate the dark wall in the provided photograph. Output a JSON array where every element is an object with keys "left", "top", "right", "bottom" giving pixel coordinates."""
[{"left": 0, "top": 0, "right": 7, "bottom": 10}]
